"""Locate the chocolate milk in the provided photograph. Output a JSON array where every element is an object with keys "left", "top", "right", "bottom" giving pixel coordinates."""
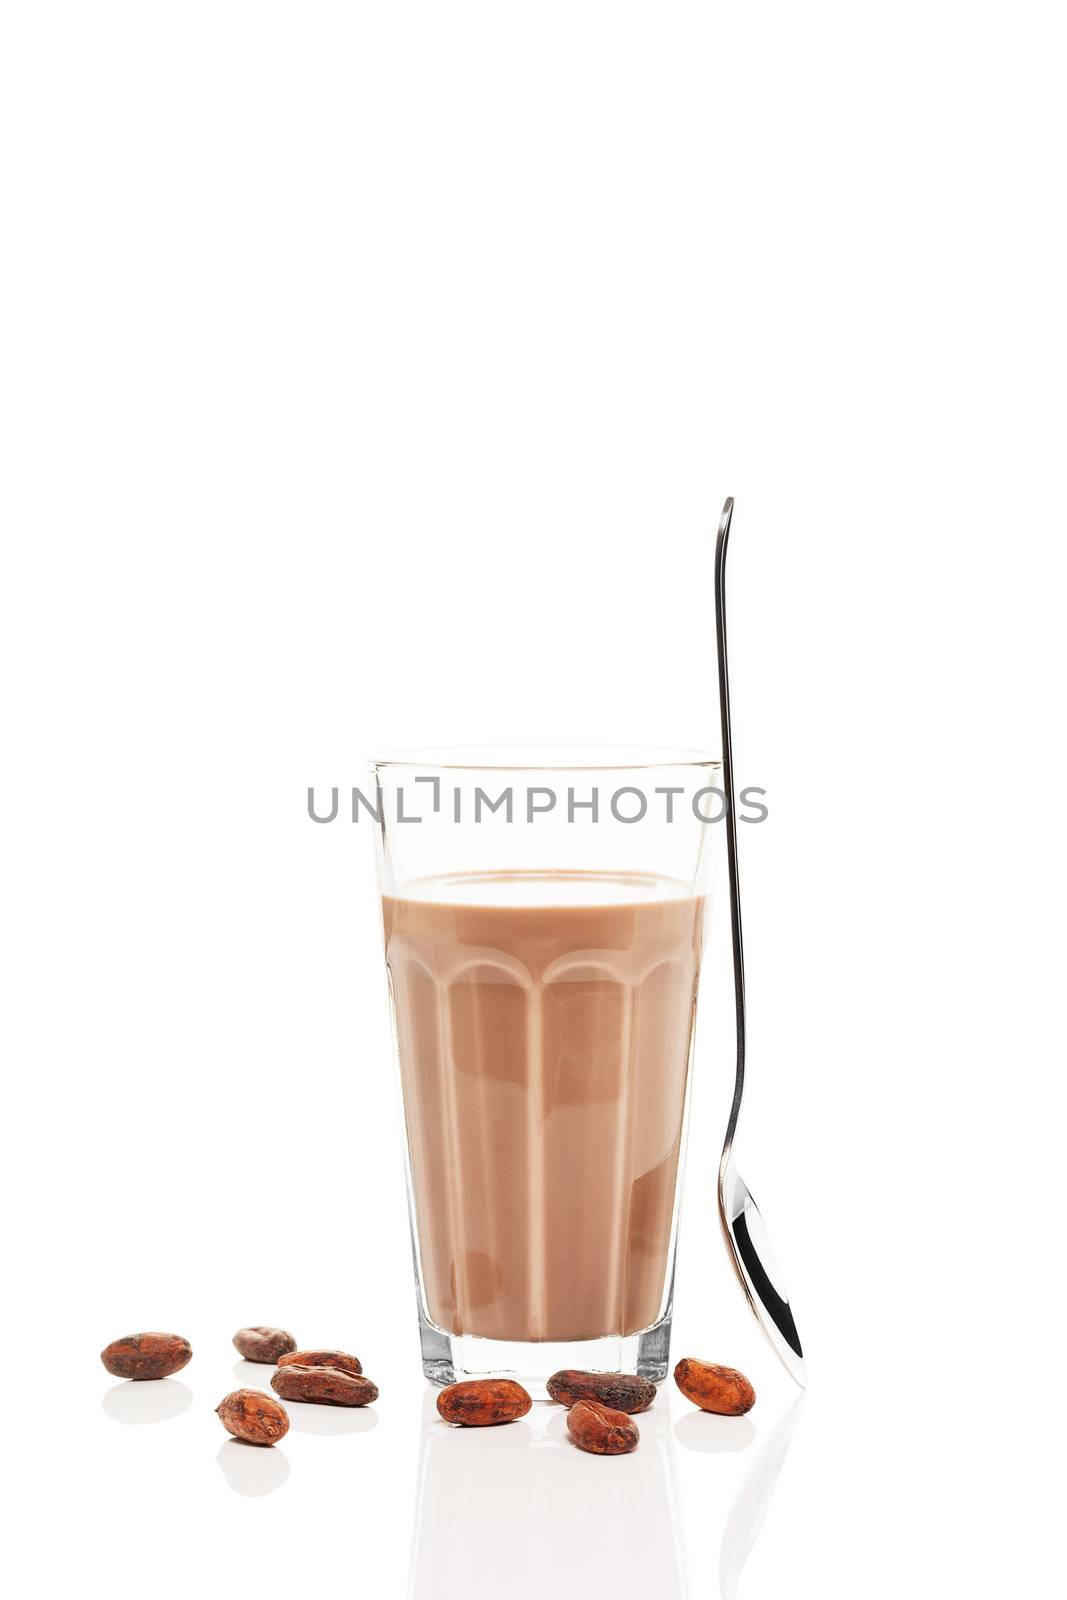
[{"left": 383, "top": 871, "right": 705, "bottom": 1343}]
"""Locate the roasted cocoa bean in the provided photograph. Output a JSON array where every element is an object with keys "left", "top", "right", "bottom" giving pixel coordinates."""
[
  {"left": 546, "top": 1369, "right": 656, "bottom": 1414},
  {"left": 100, "top": 1332, "right": 192, "bottom": 1381},
  {"left": 566, "top": 1399, "right": 640, "bottom": 1455},
  {"left": 276, "top": 1348, "right": 362, "bottom": 1376},
  {"left": 673, "top": 1358, "right": 755, "bottom": 1415},
  {"left": 271, "top": 1364, "right": 378, "bottom": 1407},
  {"left": 232, "top": 1326, "right": 298, "bottom": 1363},
  {"left": 216, "top": 1388, "right": 290, "bottom": 1445},
  {"left": 436, "top": 1379, "right": 531, "bottom": 1427}
]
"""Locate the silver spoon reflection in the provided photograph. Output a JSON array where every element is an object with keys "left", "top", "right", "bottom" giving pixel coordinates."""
[{"left": 719, "top": 1396, "right": 805, "bottom": 1599}]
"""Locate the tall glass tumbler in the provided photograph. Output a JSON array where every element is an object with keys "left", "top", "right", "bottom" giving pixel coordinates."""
[{"left": 373, "top": 747, "right": 719, "bottom": 1389}]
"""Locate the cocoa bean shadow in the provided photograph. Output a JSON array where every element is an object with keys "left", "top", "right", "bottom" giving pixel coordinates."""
[
  {"left": 215, "top": 1439, "right": 290, "bottom": 1497},
  {"left": 232, "top": 1359, "right": 279, "bottom": 1384},
  {"left": 102, "top": 1380, "right": 193, "bottom": 1425},
  {"left": 674, "top": 1411, "right": 757, "bottom": 1453},
  {"left": 285, "top": 1403, "right": 380, "bottom": 1437}
]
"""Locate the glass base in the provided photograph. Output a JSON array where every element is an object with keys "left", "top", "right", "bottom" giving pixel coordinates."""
[{"left": 418, "top": 1308, "right": 673, "bottom": 1398}]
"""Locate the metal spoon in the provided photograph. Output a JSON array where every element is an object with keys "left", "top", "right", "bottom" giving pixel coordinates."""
[{"left": 715, "top": 496, "right": 806, "bottom": 1386}]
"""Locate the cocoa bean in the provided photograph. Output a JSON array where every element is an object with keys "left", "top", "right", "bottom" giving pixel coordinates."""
[
  {"left": 232, "top": 1326, "right": 297, "bottom": 1363},
  {"left": 271, "top": 1364, "right": 378, "bottom": 1407},
  {"left": 216, "top": 1388, "right": 289, "bottom": 1446},
  {"left": 276, "top": 1349, "right": 362, "bottom": 1377},
  {"left": 546, "top": 1369, "right": 655, "bottom": 1414},
  {"left": 100, "top": 1332, "right": 192, "bottom": 1381},
  {"left": 436, "top": 1379, "right": 531, "bottom": 1427},
  {"left": 566, "top": 1399, "right": 640, "bottom": 1455},
  {"left": 673, "top": 1358, "right": 755, "bottom": 1415}
]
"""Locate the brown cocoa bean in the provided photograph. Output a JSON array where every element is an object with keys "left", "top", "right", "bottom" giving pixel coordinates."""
[
  {"left": 271, "top": 1364, "right": 378, "bottom": 1407},
  {"left": 673, "top": 1358, "right": 755, "bottom": 1415},
  {"left": 546, "top": 1369, "right": 656, "bottom": 1414},
  {"left": 232, "top": 1326, "right": 297, "bottom": 1363},
  {"left": 100, "top": 1332, "right": 192, "bottom": 1381},
  {"left": 436, "top": 1379, "right": 531, "bottom": 1427},
  {"left": 566, "top": 1399, "right": 640, "bottom": 1455},
  {"left": 216, "top": 1388, "right": 289, "bottom": 1445},
  {"left": 276, "top": 1348, "right": 362, "bottom": 1377}
]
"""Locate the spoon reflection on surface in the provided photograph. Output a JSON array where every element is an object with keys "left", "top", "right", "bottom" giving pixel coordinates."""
[
  {"left": 719, "top": 1396, "right": 805, "bottom": 1600},
  {"left": 409, "top": 1390, "right": 687, "bottom": 1600},
  {"left": 215, "top": 1439, "right": 290, "bottom": 1497},
  {"left": 102, "top": 1380, "right": 193, "bottom": 1425}
]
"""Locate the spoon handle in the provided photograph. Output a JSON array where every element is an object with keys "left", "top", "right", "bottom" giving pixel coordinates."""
[{"left": 715, "top": 495, "right": 745, "bottom": 1171}]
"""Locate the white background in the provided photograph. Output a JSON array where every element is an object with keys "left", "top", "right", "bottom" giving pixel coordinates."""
[{"left": 2, "top": 3, "right": 1065, "bottom": 1596}]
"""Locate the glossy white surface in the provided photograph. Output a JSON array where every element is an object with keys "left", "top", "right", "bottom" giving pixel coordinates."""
[
  {"left": 79, "top": 1353, "right": 803, "bottom": 1600},
  {"left": 17, "top": 1238, "right": 1056, "bottom": 1599}
]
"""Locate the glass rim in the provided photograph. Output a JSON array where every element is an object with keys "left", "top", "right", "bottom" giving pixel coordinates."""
[{"left": 370, "top": 742, "right": 721, "bottom": 772}]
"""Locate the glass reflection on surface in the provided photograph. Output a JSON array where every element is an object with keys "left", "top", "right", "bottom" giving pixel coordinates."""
[
  {"left": 409, "top": 1385, "right": 803, "bottom": 1598},
  {"left": 410, "top": 1390, "right": 687, "bottom": 1600}
]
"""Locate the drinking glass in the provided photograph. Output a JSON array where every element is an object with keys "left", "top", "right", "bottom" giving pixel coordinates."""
[{"left": 372, "top": 746, "right": 719, "bottom": 1390}]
